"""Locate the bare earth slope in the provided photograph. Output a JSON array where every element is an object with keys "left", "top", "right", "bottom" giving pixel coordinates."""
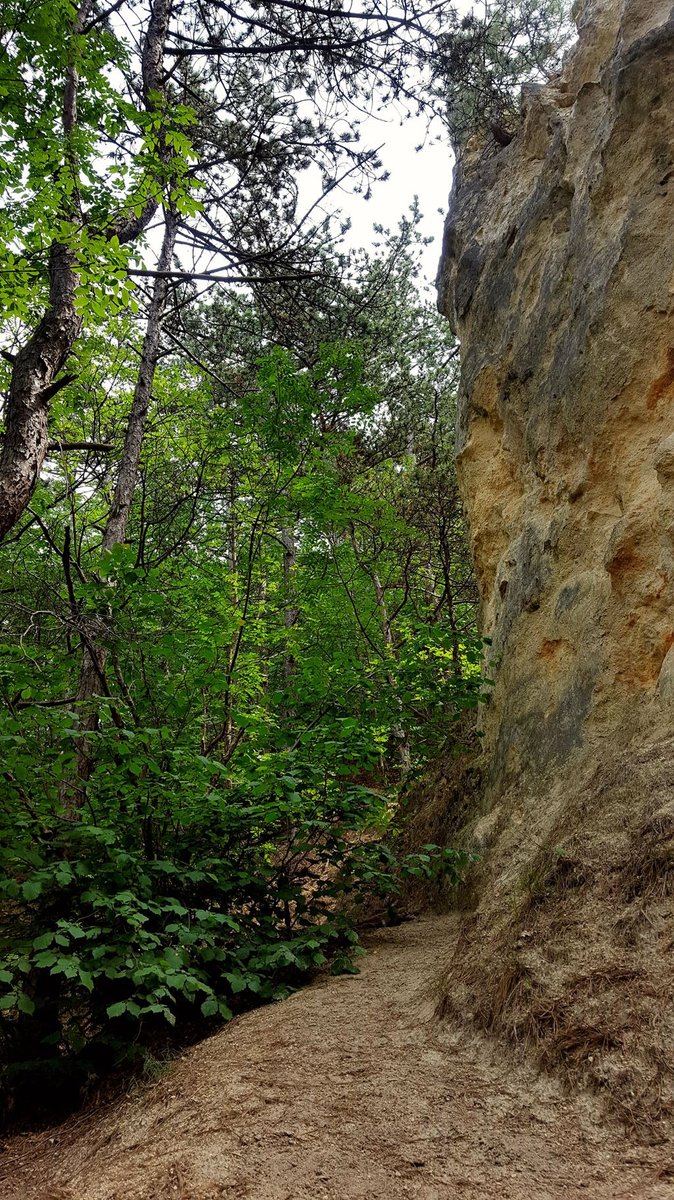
[{"left": 2, "top": 916, "right": 672, "bottom": 1200}]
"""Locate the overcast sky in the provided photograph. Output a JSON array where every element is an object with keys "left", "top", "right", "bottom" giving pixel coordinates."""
[
  {"left": 294, "top": 13, "right": 471, "bottom": 299},
  {"left": 336, "top": 114, "right": 455, "bottom": 294}
]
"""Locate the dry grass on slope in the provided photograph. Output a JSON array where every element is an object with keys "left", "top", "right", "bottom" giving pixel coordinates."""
[{"left": 436, "top": 734, "right": 674, "bottom": 1141}]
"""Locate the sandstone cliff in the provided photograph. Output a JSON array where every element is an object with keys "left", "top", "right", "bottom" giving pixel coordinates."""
[{"left": 438, "top": 0, "right": 674, "bottom": 1133}]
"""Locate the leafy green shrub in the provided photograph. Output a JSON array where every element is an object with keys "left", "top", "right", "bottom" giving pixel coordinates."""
[{"left": 0, "top": 704, "right": 472, "bottom": 1122}]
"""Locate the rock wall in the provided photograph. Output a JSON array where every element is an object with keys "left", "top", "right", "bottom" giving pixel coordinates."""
[{"left": 437, "top": 0, "right": 674, "bottom": 1132}]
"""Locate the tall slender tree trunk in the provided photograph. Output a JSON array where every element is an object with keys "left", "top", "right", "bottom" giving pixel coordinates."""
[
  {"left": 347, "top": 526, "right": 411, "bottom": 776},
  {"left": 65, "top": 212, "right": 177, "bottom": 810},
  {"left": 372, "top": 571, "right": 411, "bottom": 776},
  {"left": 437, "top": 539, "right": 463, "bottom": 677},
  {"left": 222, "top": 465, "right": 239, "bottom": 755},
  {"left": 280, "top": 524, "right": 298, "bottom": 686},
  {"left": 101, "top": 212, "right": 177, "bottom": 553}
]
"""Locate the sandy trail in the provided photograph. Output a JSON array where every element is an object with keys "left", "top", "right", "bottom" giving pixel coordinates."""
[{"left": 1, "top": 914, "right": 672, "bottom": 1200}]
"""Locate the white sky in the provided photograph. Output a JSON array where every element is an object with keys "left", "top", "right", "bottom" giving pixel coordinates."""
[
  {"left": 335, "top": 115, "right": 455, "bottom": 293},
  {"left": 316, "top": 2, "right": 475, "bottom": 294}
]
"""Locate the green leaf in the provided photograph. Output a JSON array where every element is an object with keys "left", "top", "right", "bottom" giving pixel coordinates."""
[
  {"left": 106, "top": 1000, "right": 140, "bottom": 1019},
  {"left": 224, "top": 971, "right": 248, "bottom": 994},
  {"left": 33, "top": 950, "right": 58, "bottom": 968}
]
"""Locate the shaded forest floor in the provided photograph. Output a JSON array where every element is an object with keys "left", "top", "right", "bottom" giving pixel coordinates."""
[{"left": 2, "top": 915, "right": 672, "bottom": 1200}]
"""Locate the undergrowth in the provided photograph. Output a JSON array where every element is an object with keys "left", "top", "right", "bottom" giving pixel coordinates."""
[{"left": 0, "top": 706, "right": 473, "bottom": 1125}]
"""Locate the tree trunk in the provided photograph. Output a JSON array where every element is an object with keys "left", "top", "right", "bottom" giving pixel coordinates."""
[
  {"left": 67, "top": 212, "right": 177, "bottom": 807},
  {"left": 0, "top": 0, "right": 94, "bottom": 540},
  {"left": 0, "top": 0, "right": 172, "bottom": 542},
  {"left": 372, "top": 571, "right": 411, "bottom": 776},
  {"left": 0, "top": 245, "right": 82, "bottom": 540},
  {"left": 280, "top": 524, "right": 298, "bottom": 686},
  {"left": 101, "top": 212, "right": 177, "bottom": 554},
  {"left": 221, "top": 465, "right": 240, "bottom": 756}
]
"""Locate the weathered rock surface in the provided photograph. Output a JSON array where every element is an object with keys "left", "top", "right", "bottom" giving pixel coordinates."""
[{"left": 438, "top": 0, "right": 674, "bottom": 1132}]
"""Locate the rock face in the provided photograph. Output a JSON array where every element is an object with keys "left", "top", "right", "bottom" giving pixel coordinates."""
[{"left": 438, "top": 0, "right": 674, "bottom": 1131}]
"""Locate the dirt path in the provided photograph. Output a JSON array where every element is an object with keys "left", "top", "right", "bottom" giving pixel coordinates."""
[{"left": 2, "top": 915, "right": 672, "bottom": 1200}]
